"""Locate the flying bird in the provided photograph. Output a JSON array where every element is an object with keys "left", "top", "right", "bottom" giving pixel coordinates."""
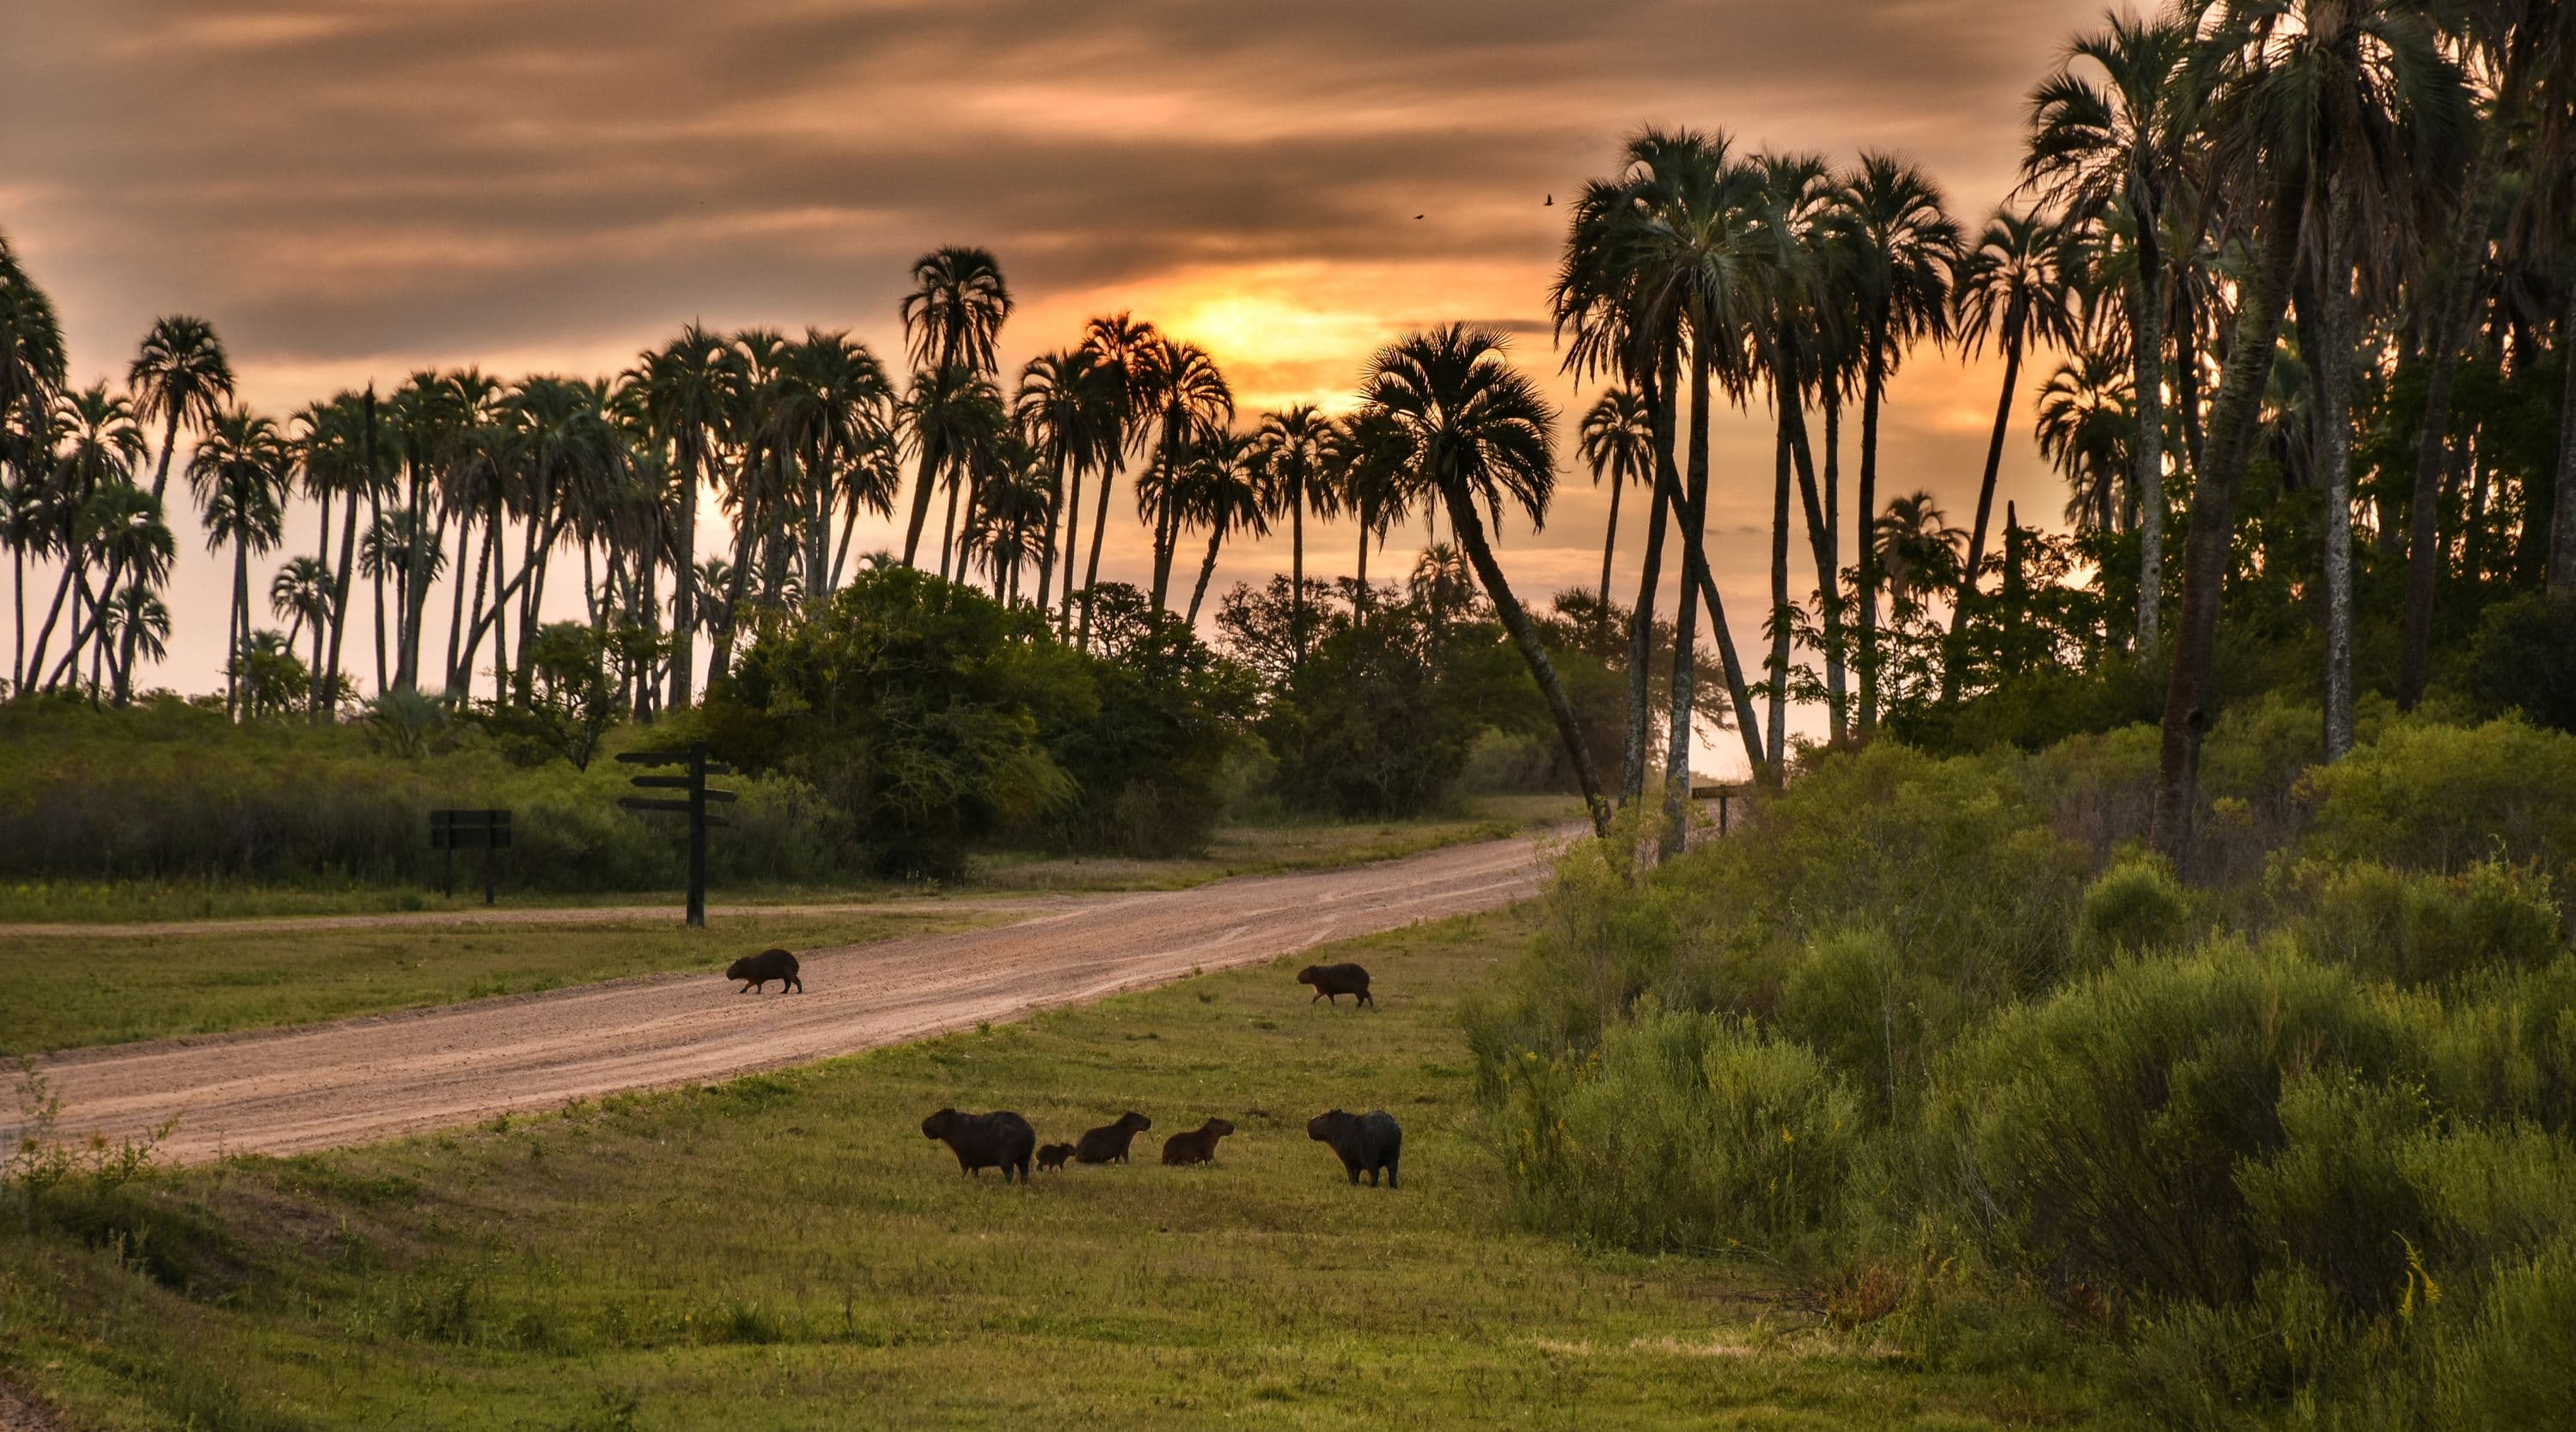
[
  {"left": 1544, "top": 194, "right": 1553, "bottom": 206},
  {"left": 1414, "top": 214, "right": 1425, "bottom": 220}
]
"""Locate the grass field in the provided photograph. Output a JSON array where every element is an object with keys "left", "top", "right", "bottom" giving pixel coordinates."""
[
  {"left": 0, "top": 796, "right": 1578, "bottom": 925},
  {"left": 0, "top": 910, "right": 1010, "bottom": 1055},
  {"left": 0, "top": 908, "right": 2093, "bottom": 1430}
]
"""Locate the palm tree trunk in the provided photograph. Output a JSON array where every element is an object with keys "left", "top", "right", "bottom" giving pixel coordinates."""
[
  {"left": 937, "top": 472, "right": 961, "bottom": 583},
  {"left": 1291, "top": 474, "right": 1309, "bottom": 662},
  {"left": 486, "top": 502, "right": 510, "bottom": 704},
  {"left": 443, "top": 504, "right": 474, "bottom": 697},
  {"left": 1078, "top": 456, "right": 1117, "bottom": 649},
  {"left": 1035, "top": 447, "right": 1067, "bottom": 618},
  {"left": 2151, "top": 172, "right": 2305, "bottom": 867},
  {"left": 706, "top": 497, "right": 760, "bottom": 689},
  {"left": 1822, "top": 387, "right": 1846, "bottom": 742},
  {"left": 10, "top": 544, "right": 24, "bottom": 695},
  {"left": 2317, "top": 201, "right": 2358, "bottom": 761},
  {"left": 1436, "top": 471, "right": 1609, "bottom": 838},
  {"left": 2552, "top": 281, "right": 2576, "bottom": 593},
  {"left": 230, "top": 539, "right": 249, "bottom": 719},
  {"left": 830, "top": 501, "right": 861, "bottom": 594},
  {"left": 1857, "top": 338, "right": 1889, "bottom": 734},
  {"left": 1596, "top": 466, "right": 1621, "bottom": 655},
  {"left": 901, "top": 431, "right": 943, "bottom": 569},
  {"left": 1186, "top": 522, "right": 1224, "bottom": 626},
  {"left": 668, "top": 440, "right": 699, "bottom": 710},
  {"left": 1057, "top": 460, "right": 1086, "bottom": 638},
  {"left": 25, "top": 545, "right": 79, "bottom": 689},
  {"left": 321, "top": 480, "right": 360, "bottom": 722},
  {"left": 1355, "top": 511, "right": 1371, "bottom": 614},
  {"left": 2127, "top": 205, "right": 2168, "bottom": 656},
  {"left": 148, "top": 411, "right": 180, "bottom": 504},
  {"left": 2398, "top": 129, "right": 2509, "bottom": 705},
  {"left": 2176, "top": 290, "right": 2204, "bottom": 476},
  {"left": 368, "top": 485, "right": 388, "bottom": 694},
  {"left": 455, "top": 498, "right": 497, "bottom": 694},
  {"left": 1767, "top": 400, "right": 1792, "bottom": 777},
  {"left": 1945, "top": 318, "right": 2025, "bottom": 702},
  {"left": 1621, "top": 424, "right": 1670, "bottom": 806}
]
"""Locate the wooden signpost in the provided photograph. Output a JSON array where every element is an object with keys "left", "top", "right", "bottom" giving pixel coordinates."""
[
  {"left": 429, "top": 808, "right": 512, "bottom": 905},
  {"left": 614, "top": 740, "right": 736, "bottom": 927}
]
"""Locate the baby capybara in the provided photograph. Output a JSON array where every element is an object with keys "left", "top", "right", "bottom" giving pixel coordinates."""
[
  {"left": 1035, "top": 1143, "right": 1074, "bottom": 1173},
  {"left": 920, "top": 1107, "right": 1038, "bottom": 1184},
  {"left": 1160, "top": 1117, "right": 1236, "bottom": 1167},
  {"left": 725, "top": 948, "right": 803, "bottom": 994},
  {"left": 1308, "top": 1108, "right": 1402, "bottom": 1188},
  {"left": 1297, "top": 962, "right": 1373, "bottom": 1007},
  {"left": 1074, "top": 1111, "right": 1152, "bottom": 1165}
]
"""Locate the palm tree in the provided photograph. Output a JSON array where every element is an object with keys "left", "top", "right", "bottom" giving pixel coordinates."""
[
  {"left": 898, "top": 247, "right": 1013, "bottom": 566},
  {"left": 292, "top": 392, "right": 385, "bottom": 719},
  {"left": 1251, "top": 404, "right": 1334, "bottom": 661},
  {"left": 2035, "top": 350, "right": 2136, "bottom": 534},
  {"left": 1, "top": 469, "right": 43, "bottom": 693},
  {"left": 1014, "top": 349, "right": 1118, "bottom": 625},
  {"left": 1576, "top": 387, "right": 1651, "bottom": 653},
  {"left": 1871, "top": 491, "right": 1966, "bottom": 612},
  {"left": 898, "top": 362, "right": 1008, "bottom": 588},
  {"left": 2146, "top": 0, "right": 2454, "bottom": 858},
  {"left": 632, "top": 325, "right": 731, "bottom": 709},
  {"left": 1132, "top": 338, "right": 1233, "bottom": 612},
  {"left": 2021, "top": 13, "right": 2194, "bottom": 656},
  {"left": 98, "top": 582, "right": 170, "bottom": 700},
  {"left": 271, "top": 554, "right": 333, "bottom": 676},
  {"left": 188, "top": 408, "right": 289, "bottom": 718},
  {"left": 1074, "top": 313, "right": 1158, "bottom": 646},
  {"left": 1178, "top": 430, "right": 1267, "bottom": 626},
  {"left": 75, "top": 484, "right": 173, "bottom": 702},
  {"left": 127, "top": 315, "right": 234, "bottom": 505},
  {"left": 1322, "top": 408, "right": 1416, "bottom": 611},
  {"left": 1948, "top": 209, "right": 2078, "bottom": 694},
  {"left": 962, "top": 439, "right": 1053, "bottom": 606},
  {"left": 1842, "top": 153, "right": 1962, "bottom": 735},
  {"left": 1361, "top": 324, "right": 1610, "bottom": 838},
  {"left": 778, "top": 328, "right": 894, "bottom": 606},
  {"left": 31, "top": 385, "right": 144, "bottom": 687}
]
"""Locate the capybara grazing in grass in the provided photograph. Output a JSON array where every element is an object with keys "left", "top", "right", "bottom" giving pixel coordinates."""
[
  {"left": 921, "top": 1108, "right": 1037, "bottom": 1183},
  {"left": 1308, "top": 1108, "right": 1402, "bottom": 1188},
  {"left": 725, "top": 948, "right": 803, "bottom": 994},
  {"left": 1035, "top": 1143, "right": 1074, "bottom": 1173},
  {"left": 1160, "top": 1118, "right": 1236, "bottom": 1166},
  {"left": 1075, "top": 1111, "right": 1151, "bottom": 1165},
  {"left": 1297, "top": 962, "right": 1373, "bottom": 1007}
]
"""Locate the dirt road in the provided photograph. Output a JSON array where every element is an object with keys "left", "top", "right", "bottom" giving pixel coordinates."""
[{"left": 21, "top": 831, "right": 1561, "bottom": 1163}]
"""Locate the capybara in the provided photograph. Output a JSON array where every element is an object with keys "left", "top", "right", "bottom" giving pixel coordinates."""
[
  {"left": 920, "top": 1108, "right": 1038, "bottom": 1183},
  {"left": 1160, "top": 1117, "right": 1236, "bottom": 1166},
  {"left": 1035, "top": 1143, "right": 1074, "bottom": 1173},
  {"left": 725, "top": 948, "right": 803, "bottom": 994},
  {"left": 1297, "top": 962, "right": 1373, "bottom": 1007},
  {"left": 1308, "top": 1108, "right": 1402, "bottom": 1188},
  {"left": 1074, "top": 1111, "right": 1152, "bottom": 1165}
]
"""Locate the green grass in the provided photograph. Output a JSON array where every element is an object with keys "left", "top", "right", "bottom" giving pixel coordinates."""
[
  {"left": 0, "top": 911, "right": 1010, "bottom": 1055},
  {"left": 0, "top": 909, "right": 2093, "bottom": 1429},
  {"left": 0, "top": 796, "right": 1580, "bottom": 924}
]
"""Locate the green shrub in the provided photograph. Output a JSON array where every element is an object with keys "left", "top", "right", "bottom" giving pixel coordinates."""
[
  {"left": 2434, "top": 1234, "right": 2576, "bottom": 1427},
  {"left": 2072, "top": 856, "right": 2194, "bottom": 966},
  {"left": 2302, "top": 717, "right": 2576, "bottom": 889},
  {"left": 1932, "top": 939, "right": 2420, "bottom": 1308},
  {"left": 2284, "top": 858, "right": 2564, "bottom": 988},
  {"left": 2463, "top": 589, "right": 2576, "bottom": 734},
  {"left": 1494, "top": 1006, "right": 1859, "bottom": 1257},
  {"left": 2428, "top": 956, "right": 2576, "bottom": 1131}
]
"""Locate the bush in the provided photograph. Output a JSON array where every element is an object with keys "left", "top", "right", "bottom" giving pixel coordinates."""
[
  {"left": 2428, "top": 956, "right": 2576, "bottom": 1132},
  {"left": 2283, "top": 857, "right": 2564, "bottom": 988},
  {"left": 2072, "top": 856, "right": 2194, "bottom": 966},
  {"left": 2463, "top": 589, "right": 2576, "bottom": 734},
  {"left": 2302, "top": 716, "right": 2576, "bottom": 890},
  {"left": 1493, "top": 1006, "right": 1859, "bottom": 1257},
  {"left": 1038, "top": 585, "right": 1259, "bottom": 856},
  {"left": 2435, "top": 1234, "right": 2576, "bottom": 1427},
  {"left": 1932, "top": 939, "right": 2420, "bottom": 1308}
]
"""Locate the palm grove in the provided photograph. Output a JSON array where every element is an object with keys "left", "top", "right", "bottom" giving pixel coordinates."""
[{"left": 4, "top": 0, "right": 2576, "bottom": 873}]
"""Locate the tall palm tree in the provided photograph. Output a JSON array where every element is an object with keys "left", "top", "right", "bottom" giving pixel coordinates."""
[
  {"left": 898, "top": 247, "right": 1013, "bottom": 566},
  {"left": 1074, "top": 313, "right": 1157, "bottom": 647},
  {"left": 632, "top": 325, "right": 730, "bottom": 709},
  {"left": 271, "top": 555, "right": 333, "bottom": 668},
  {"left": 31, "top": 386, "right": 143, "bottom": 686},
  {"left": 127, "top": 315, "right": 234, "bottom": 505},
  {"left": 1842, "top": 153, "right": 1962, "bottom": 735},
  {"left": 2035, "top": 350, "right": 2137, "bottom": 534},
  {"left": 1576, "top": 387, "right": 1651, "bottom": 653},
  {"left": 1322, "top": 407, "right": 1416, "bottom": 610},
  {"left": 2147, "top": 0, "right": 2458, "bottom": 858},
  {"left": 778, "top": 327, "right": 894, "bottom": 606},
  {"left": 1014, "top": 349, "right": 1117, "bottom": 625},
  {"left": 1, "top": 469, "right": 42, "bottom": 693},
  {"left": 188, "top": 408, "right": 289, "bottom": 718},
  {"left": 98, "top": 582, "right": 170, "bottom": 701},
  {"left": 962, "top": 439, "right": 1053, "bottom": 606},
  {"left": 292, "top": 392, "right": 383, "bottom": 719},
  {"left": 1948, "top": 209, "right": 2079, "bottom": 695},
  {"left": 1361, "top": 324, "right": 1610, "bottom": 838},
  {"left": 1871, "top": 491, "right": 1967, "bottom": 612},
  {"left": 1127, "top": 338, "right": 1233, "bottom": 612},
  {"left": 75, "top": 484, "right": 173, "bottom": 702},
  {"left": 1177, "top": 430, "right": 1267, "bottom": 626},
  {"left": 2021, "top": 14, "right": 2193, "bottom": 656},
  {"left": 1253, "top": 404, "right": 1334, "bottom": 660}
]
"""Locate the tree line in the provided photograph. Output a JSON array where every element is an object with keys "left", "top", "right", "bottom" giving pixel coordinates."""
[{"left": 3, "top": 0, "right": 2573, "bottom": 866}]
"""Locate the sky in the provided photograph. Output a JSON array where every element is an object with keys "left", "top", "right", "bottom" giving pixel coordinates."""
[{"left": 3, "top": 0, "right": 2106, "bottom": 776}]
